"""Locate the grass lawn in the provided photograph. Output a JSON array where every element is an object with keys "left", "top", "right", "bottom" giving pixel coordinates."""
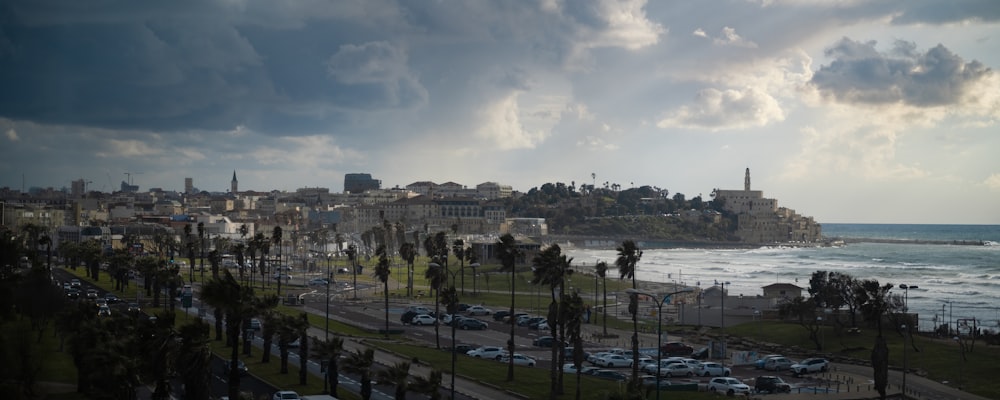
[
  {"left": 727, "top": 320, "right": 1000, "bottom": 399},
  {"left": 0, "top": 320, "right": 78, "bottom": 395}
]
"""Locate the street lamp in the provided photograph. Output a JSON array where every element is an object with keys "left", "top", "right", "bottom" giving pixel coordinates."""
[
  {"left": 469, "top": 262, "right": 480, "bottom": 295},
  {"left": 718, "top": 281, "right": 730, "bottom": 367},
  {"left": 898, "top": 283, "right": 917, "bottom": 396},
  {"left": 627, "top": 287, "right": 693, "bottom": 400},
  {"left": 430, "top": 261, "right": 461, "bottom": 400}
]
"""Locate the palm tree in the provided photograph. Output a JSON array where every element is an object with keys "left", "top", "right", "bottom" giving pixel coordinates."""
[
  {"left": 596, "top": 261, "right": 609, "bottom": 336},
  {"left": 452, "top": 239, "right": 466, "bottom": 295},
  {"left": 344, "top": 348, "right": 375, "bottom": 400},
  {"left": 197, "top": 221, "right": 205, "bottom": 282},
  {"left": 562, "top": 291, "right": 586, "bottom": 400},
  {"left": 375, "top": 361, "right": 411, "bottom": 400},
  {"left": 276, "top": 313, "right": 309, "bottom": 375},
  {"left": 399, "top": 242, "right": 417, "bottom": 297},
  {"left": 425, "top": 258, "right": 446, "bottom": 349},
  {"left": 616, "top": 239, "right": 643, "bottom": 391},
  {"left": 439, "top": 285, "right": 460, "bottom": 397},
  {"left": 373, "top": 245, "right": 392, "bottom": 337},
  {"left": 297, "top": 313, "right": 310, "bottom": 385},
  {"left": 410, "top": 369, "right": 443, "bottom": 400},
  {"left": 259, "top": 310, "right": 280, "bottom": 363},
  {"left": 345, "top": 244, "right": 358, "bottom": 299},
  {"left": 496, "top": 233, "right": 521, "bottom": 381},
  {"left": 199, "top": 270, "right": 257, "bottom": 400},
  {"left": 175, "top": 318, "right": 212, "bottom": 400},
  {"left": 465, "top": 246, "right": 479, "bottom": 295},
  {"left": 311, "top": 336, "right": 345, "bottom": 397},
  {"left": 273, "top": 226, "right": 283, "bottom": 295},
  {"left": 531, "top": 243, "right": 574, "bottom": 398}
]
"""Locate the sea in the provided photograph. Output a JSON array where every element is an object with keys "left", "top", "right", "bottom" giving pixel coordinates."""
[{"left": 565, "top": 223, "right": 1000, "bottom": 333}]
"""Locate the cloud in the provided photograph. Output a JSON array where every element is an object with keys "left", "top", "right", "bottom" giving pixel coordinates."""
[
  {"left": 4, "top": 128, "right": 17, "bottom": 141},
  {"left": 657, "top": 87, "right": 785, "bottom": 130},
  {"left": 888, "top": 0, "right": 1000, "bottom": 25},
  {"left": 984, "top": 173, "right": 1000, "bottom": 190},
  {"left": 98, "top": 139, "right": 161, "bottom": 158},
  {"left": 811, "top": 38, "right": 992, "bottom": 107},
  {"left": 693, "top": 26, "right": 758, "bottom": 48},
  {"left": 326, "top": 41, "right": 428, "bottom": 110},
  {"left": 475, "top": 93, "right": 550, "bottom": 150}
]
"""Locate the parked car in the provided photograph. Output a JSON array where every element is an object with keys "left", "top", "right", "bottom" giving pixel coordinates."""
[
  {"left": 754, "top": 354, "right": 783, "bottom": 369},
  {"left": 406, "top": 305, "right": 431, "bottom": 315},
  {"left": 520, "top": 316, "right": 545, "bottom": 327},
  {"left": 596, "top": 354, "right": 631, "bottom": 368},
  {"left": 400, "top": 310, "right": 419, "bottom": 324},
  {"left": 659, "top": 341, "right": 694, "bottom": 356},
  {"left": 660, "top": 363, "right": 695, "bottom": 378},
  {"left": 528, "top": 318, "right": 548, "bottom": 330},
  {"left": 450, "top": 344, "right": 477, "bottom": 354},
  {"left": 562, "top": 363, "right": 598, "bottom": 374},
  {"left": 411, "top": 314, "right": 437, "bottom": 326},
  {"left": 698, "top": 362, "right": 732, "bottom": 377},
  {"left": 587, "top": 352, "right": 612, "bottom": 365},
  {"left": 307, "top": 278, "right": 329, "bottom": 286},
  {"left": 533, "top": 336, "right": 561, "bottom": 347},
  {"left": 466, "top": 305, "right": 492, "bottom": 316},
  {"left": 791, "top": 358, "right": 829, "bottom": 375},
  {"left": 500, "top": 353, "right": 535, "bottom": 367},
  {"left": 755, "top": 375, "right": 792, "bottom": 394},
  {"left": 272, "top": 391, "right": 300, "bottom": 400},
  {"left": 459, "top": 318, "right": 488, "bottom": 330},
  {"left": 492, "top": 310, "right": 511, "bottom": 321},
  {"left": 641, "top": 358, "right": 686, "bottom": 375},
  {"left": 250, "top": 318, "right": 262, "bottom": 331},
  {"left": 536, "top": 320, "right": 550, "bottom": 330},
  {"left": 590, "top": 369, "right": 628, "bottom": 381},
  {"left": 764, "top": 357, "right": 794, "bottom": 371},
  {"left": 505, "top": 312, "right": 530, "bottom": 323},
  {"left": 466, "top": 346, "right": 505, "bottom": 360},
  {"left": 708, "top": 377, "right": 752, "bottom": 396}
]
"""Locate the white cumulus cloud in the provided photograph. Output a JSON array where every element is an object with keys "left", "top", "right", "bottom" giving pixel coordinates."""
[{"left": 657, "top": 87, "right": 785, "bottom": 131}]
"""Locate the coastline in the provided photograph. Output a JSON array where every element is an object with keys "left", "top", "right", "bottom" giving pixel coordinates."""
[{"left": 548, "top": 234, "right": 992, "bottom": 250}]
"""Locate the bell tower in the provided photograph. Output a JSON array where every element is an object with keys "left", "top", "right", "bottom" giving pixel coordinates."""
[
  {"left": 231, "top": 170, "right": 238, "bottom": 194},
  {"left": 744, "top": 168, "right": 751, "bottom": 191}
]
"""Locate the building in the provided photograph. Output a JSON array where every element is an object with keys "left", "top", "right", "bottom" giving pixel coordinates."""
[
  {"left": 344, "top": 173, "right": 381, "bottom": 194},
  {"left": 476, "top": 182, "right": 513, "bottom": 199},
  {"left": 71, "top": 179, "right": 87, "bottom": 197},
  {"left": 231, "top": 171, "right": 238, "bottom": 194},
  {"left": 185, "top": 177, "right": 193, "bottom": 194},
  {"left": 713, "top": 168, "right": 821, "bottom": 243}
]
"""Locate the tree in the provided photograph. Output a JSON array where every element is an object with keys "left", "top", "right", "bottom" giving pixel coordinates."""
[
  {"left": 376, "top": 361, "right": 411, "bottom": 400},
  {"left": 344, "top": 348, "right": 375, "bottom": 400},
  {"left": 596, "top": 261, "right": 609, "bottom": 336},
  {"left": 373, "top": 245, "right": 392, "bottom": 337},
  {"left": 199, "top": 270, "right": 258, "bottom": 400},
  {"left": 856, "top": 279, "right": 895, "bottom": 400},
  {"left": 345, "top": 244, "right": 358, "bottom": 299},
  {"left": 452, "top": 239, "right": 466, "bottom": 295},
  {"left": 399, "top": 242, "right": 417, "bottom": 297},
  {"left": 175, "top": 318, "right": 213, "bottom": 400},
  {"left": 276, "top": 313, "right": 309, "bottom": 375},
  {"left": 410, "top": 369, "right": 443, "bottom": 400},
  {"left": 425, "top": 257, "right": 446, "bottom": 349},
  {"left": 562, "top": 291, "right": 586, "bottom": 400},
  {"left": 778, "top": 296, "right": 823, "bottom": 350},
  {"left": 273, "top": 226, "right": 283, "bottom": 295},
  {"left": 615, "top": 239, "right": 642, "bottom": 391},
  {"left": 532, "top": 244, "right": 574, "bottom": 397},
  {"left": 259, "top": 310, "right": 280, "bottom": 363},
  {"left": 311, "top": 336, "right": 345, "bottom": 397},
  {"left": 496, "top": 233, "right": 521, "bottom": 381},
  {"left": 297, "top": 313, "right": 310, "bottom": 385},
  {"left": 197, "top": 221, "right": 206, "bottom": 282}
]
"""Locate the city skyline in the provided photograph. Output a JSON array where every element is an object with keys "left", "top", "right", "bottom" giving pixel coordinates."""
[{"left": 1, "top": 1, "right": 998, "bottom": 225}]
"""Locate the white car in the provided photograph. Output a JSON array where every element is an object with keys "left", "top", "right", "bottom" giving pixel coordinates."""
[
  {"left": 698, "top": 362, "right": 732, "bottom": 377},
  {"left": 588, "top": 352, "right": 612, "bottom": 365},
  {"left": 659, "top": 363, "right": 694, "bottom": 378},
  {"left": 466, "top": 305, "right": 493, "bottom": 316},
  {"left": 708, "top": 377, "right": 751, "bottom": 396},
  {"left": 466, "top": 346, "right": 506, "bottom": 360},
  {"left": 411, "top": 314, "right": 437, "bottom": 326},
  {"left": 641, "top": 358, "right": 685, "bottom": 375},
  {"left": 272, "top": 391, "right": 300, "bottom": 400},
  {"left": 500, "top": 353, "right": 535, "bottom": 367},
  {"left": 791, "top": 358, "right": 829, "bottom": 375},
  {"left": 596, "top": 354, "right": 632, "bottom": 368},
  {"left": 562, "top": 363, "right": 598, "bottom": 374},
  {"left": 764, "top": 357, "right": 794, "bottom": 371}
]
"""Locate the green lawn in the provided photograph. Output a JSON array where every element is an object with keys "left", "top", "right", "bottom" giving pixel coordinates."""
[{"left": 727, "top": 320, "right": 1000, "bottom": 399}]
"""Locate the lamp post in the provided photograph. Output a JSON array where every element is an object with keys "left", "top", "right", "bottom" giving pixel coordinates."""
[
  {"left": 718, "top": 281, "right": 730, "bottom": 367},
  {"left": 627, "top": 287, "right": 693, "bottom": 400},
  {"left": 430, "top": 261, "right": 461, "bottom": 400},
  {"left": 469, "top": 262, "right": 480, "bottom": 295},
  {"left": 325, "top": 252, "right": 333, "bottom": 341}
]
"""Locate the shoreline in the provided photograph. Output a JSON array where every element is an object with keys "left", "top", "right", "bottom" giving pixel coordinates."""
[{"left": 547, "top": 234, "right": 992, "bottom": 250}]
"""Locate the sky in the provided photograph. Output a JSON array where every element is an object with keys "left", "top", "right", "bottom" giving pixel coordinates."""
[{"left": 1, "top": 0, "right": 998, "bottom": 225}]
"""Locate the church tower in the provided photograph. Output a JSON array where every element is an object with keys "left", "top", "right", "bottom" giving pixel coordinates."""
[
  {"left": 231, "top": 170, "right": 238, "bottom": 194},
  {"left": 744, "top": 168, "right": 751, "bottom": 191}
]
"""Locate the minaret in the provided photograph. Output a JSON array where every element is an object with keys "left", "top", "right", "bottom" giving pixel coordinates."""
[
  {"left": 744, "top": 168, "right": 751, "bottom": 191},
  {"left": 231, "top": 170, "right": 238, "bottom": 194}
]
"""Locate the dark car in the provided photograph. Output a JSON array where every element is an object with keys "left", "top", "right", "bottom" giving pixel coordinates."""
[
  {"left": 224, "top": 359, "right": 249, "bottom": 376},
  {"left": 66, "top": 289, "right": 80, "bottom": 299},
  {"left": 520, "top": 316, "right": 545, "bottom": 327},
  {"left": 533, "top": 336, "right": 556, "bottom": 347},
  {"left": 459, "top": 318, "right": 488, "bottom": 330},
  {"left": 104, "top": 293, "right": 119, "bottom": 304},
  {"left": 591, "top": 369, "right": 628, "bottom": 381},
  {"left": 456, "top": 303, "right": 471, "bottom": 312},
  {"left": 400, "top": 310, "right": 418, "bottom": 325},
  {"left": 691, "top": 347, "right": 710, "bottom": 360},
  {"left": 755, "top": 376, "right": 791, "bottom": 393},
  {"left": 450, "top": 344, "right": 477, "bottom": 354},
  {"left": 659, "top": 341, "right": 694, "bottom": 357},
  {"left": 493, "top": 310, "right": 511, "bottom": 321}
]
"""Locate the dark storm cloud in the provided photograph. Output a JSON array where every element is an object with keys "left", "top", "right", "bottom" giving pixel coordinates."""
[{"left": 811, "top": 38, "right": 991, "bottom": 107}]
